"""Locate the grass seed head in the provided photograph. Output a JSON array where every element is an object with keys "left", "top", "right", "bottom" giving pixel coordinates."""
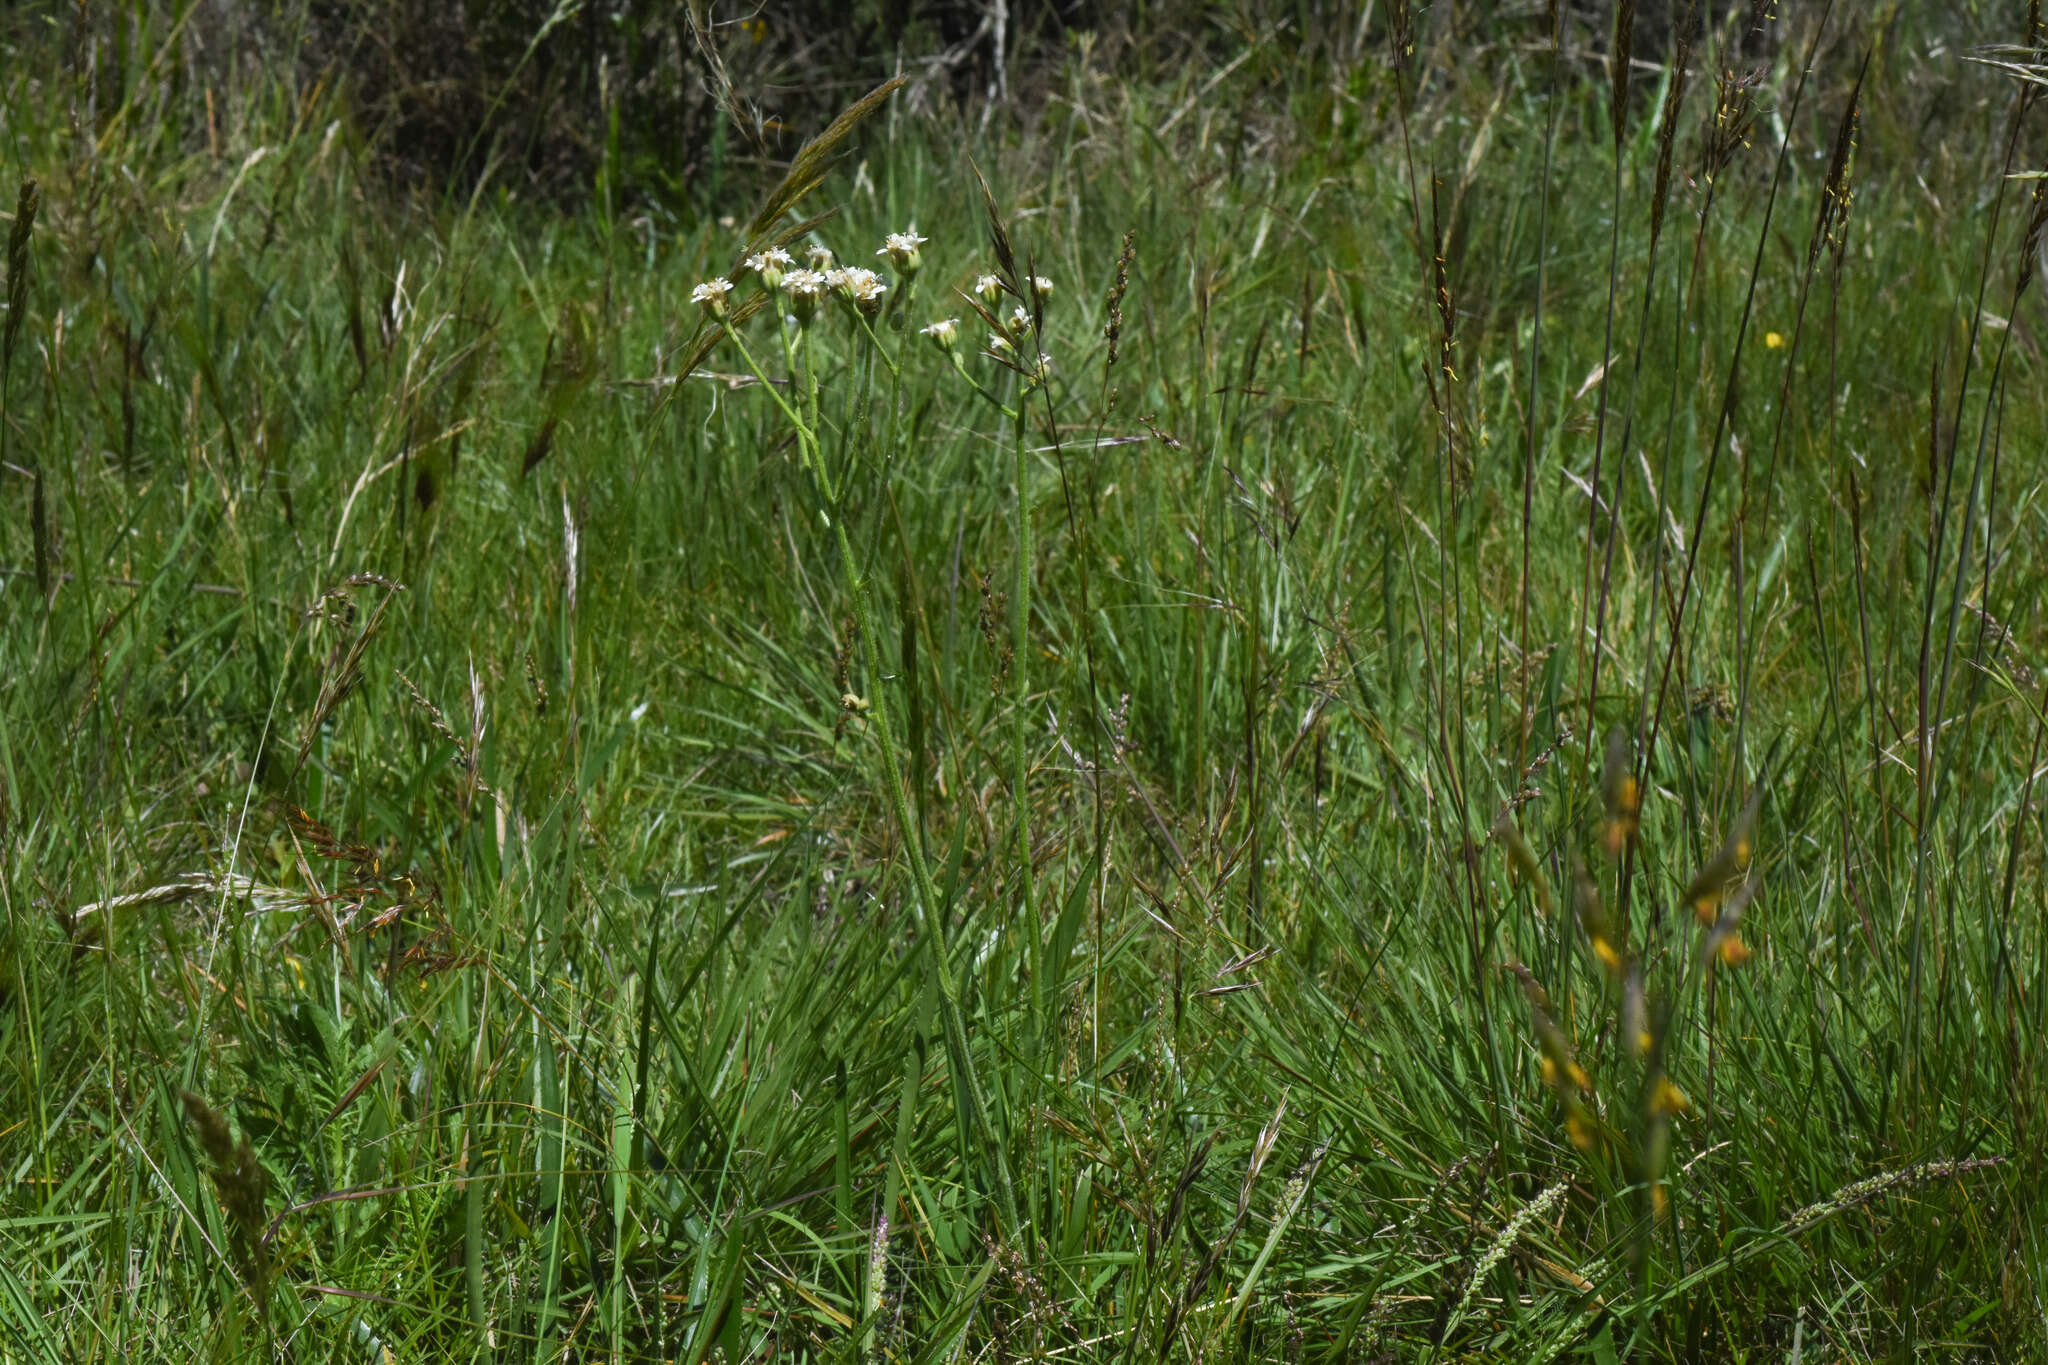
[
  {"left": 1103, "top": 229, "right": 1136, "bottom": 366},
  {"left": 179, "top": 1090, "right": 270, "bottom": 1306},
  {"left": 1599, "top": 728, "right": 1640, "bottom": 855}
]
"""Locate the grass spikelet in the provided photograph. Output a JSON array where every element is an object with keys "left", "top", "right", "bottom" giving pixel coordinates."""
[
  {"left": 4, "top": 178, "right": 40, "bottom": 595},
  {"left": 1609, "top": 0, "right": 1637, "bottom": 150},
  {"left": 1570, "top": 853, "right": 1625, "bottom": 978},
  {"left": 1681, "top": 787, "right": 1761, "bottom": 924},
  {"left": 1702, "top": 63, "right": 1763, "bottom": 187},
  {"left": 967, "top": 159, "right": 1020, "bottom": 294},
  {"left": 747, "top": 77, "right": 905, "bottom": 240},
  {"left": 179, "top": 1089, "right": 271, "bottom": 1311},
  {"left": 1102, "top": 228, "right": 1135, "bottom": 369},
  {"left": 1812, "top": 52, "right": 1868, "bottom": 269},
  {"left": 1445, "top": 1180, "right": 1570, "bottom": 1338},
  {"left": 293, "top": 576, "right": 406, "bottom": 777},
  {"left": 1492, "top": 813, "right": 1554, "bottom": 918},
  {"left": 2015, "top": 152, "right": 2048, "bottom": 302},
  {"left": 1598, "top": 727, "right": 1639, "bottom": 856}
]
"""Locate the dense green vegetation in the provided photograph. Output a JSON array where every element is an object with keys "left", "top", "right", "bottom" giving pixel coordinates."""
[{"left": 4, "top": 3, "right": 2046, "bottom": 1359}]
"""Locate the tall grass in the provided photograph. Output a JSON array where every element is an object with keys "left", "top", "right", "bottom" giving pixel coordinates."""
[{"left": 2, "top": 2, "right": 2045, "bottom": 1360}]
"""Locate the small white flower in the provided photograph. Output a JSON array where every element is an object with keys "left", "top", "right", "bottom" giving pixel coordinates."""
[
  {"left": 987, "top": 332, "right": 1015, "bottom": 356},
  {"left": 877, "top": 229, "right": 927, "bottom": 273},
  {"left": 975, "top": 273, "right": 1004, "bottom": 305},
  {"left": 823, "top": 267, "right": 853, "bottom": 292},
  {"left": 1004, "top": 304, "right": 1032, "bottom": 340},
  {"left": 744, "top": 247, "right": 792, "bottom": 288},
  {"left": 1029, "top": 275, "right": 1054, "bottom": 305},
  {"left": 783, "top": 268, "right": 828, "bottom": 323},
  {"left": 849, "top": 272, "right": 888, "bottom": 318},
  {"left": 804, "top": 244, "right": 836, "bottom": 270},
  {"left": 690, "top": 278, "right": 735, "bottom": 318},
  {"left": 921, "top": 317, "right": 960, "bottom": 349}
]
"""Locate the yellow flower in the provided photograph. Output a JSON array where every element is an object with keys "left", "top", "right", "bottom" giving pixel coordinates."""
[
  {"left": 1717, "top": 933, "right": 1752, "bottom": 967},
  {"left": 1566, "top": 1114, "right": 1597, "bottom": 1152},
  {"left": 1652, "top": 1077, "right": 1691, "bottom": 1117},
  {"left": 1764, "top": 331, "right": 1786, "bottom": 349}
]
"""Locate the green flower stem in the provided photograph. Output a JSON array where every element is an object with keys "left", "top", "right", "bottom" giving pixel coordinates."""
[
  {"left": 950, "top": 351, "right": 1018, "bottom": 420},
  {"left": 854, "top": 313, "right": 902, "bottom": 382},
  {"left": 724, "top": 326, "right": 831, "bottom": 505},
  {"left": 720, "top": 307, "right": 1021, "bottom": 1236},
  {"left": 1011, "top": 388, "right": 1039, "bottom": 1014}
]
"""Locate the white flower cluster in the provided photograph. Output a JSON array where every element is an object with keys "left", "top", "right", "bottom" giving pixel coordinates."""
[
  {"left": 688, "top": 231, "right": 1059, "bottom": 376},
  {"left": 824, "top": 266, "right": 888, "bottom": 318},
  {"left": 693, "top": 229, "right": 930, "bottom": 328}
]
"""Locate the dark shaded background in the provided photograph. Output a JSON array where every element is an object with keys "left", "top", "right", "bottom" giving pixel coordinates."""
[{"left": 24, "top": 3, "right": 2004, "bottom": 212}]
